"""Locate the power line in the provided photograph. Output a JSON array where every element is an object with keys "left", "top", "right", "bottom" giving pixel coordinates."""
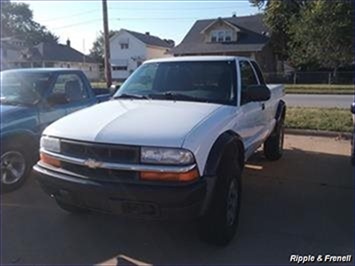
[
  {"left": 108, "top": 5, "right": 241, "bottom": 11},
  {"left": 51, "top": 19, "right": 102, "bottom": 30},
  {"left": 39, "top": 5, "right": 240, "bottom": 22},
  {"left": 50, "top": 16, "right": 206, "bottom": 30},
  {"left": 41, "top": 9, "right": 98, "bottom": 22}
]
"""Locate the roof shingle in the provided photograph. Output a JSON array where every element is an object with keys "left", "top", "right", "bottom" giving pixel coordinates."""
[
  {"left": 124, "top": 30, "right": 173, "bottom": 48},
  {"left": 172, "top": 14, "right": 270, "bottom": 55}
]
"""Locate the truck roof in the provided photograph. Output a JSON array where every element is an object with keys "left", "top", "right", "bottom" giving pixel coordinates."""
[
  {"left": 144, "top": 55, "right": 252, "bottom": 64},
  {"left": 1, "top": 68, "right": 82, "bottom": 74}
]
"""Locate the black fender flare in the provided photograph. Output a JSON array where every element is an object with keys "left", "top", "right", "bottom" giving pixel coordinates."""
[
  {"left": 200, "top": 131, "right": 244, "bottom": 215},
  {"left": 203, "top": 131, "right": 244, "bottom": 176},
  {"left": 274, "top": 100, "right": 286, "bottom": 134}
]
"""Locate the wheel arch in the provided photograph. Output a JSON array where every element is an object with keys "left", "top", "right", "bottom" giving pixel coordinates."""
[
  {"left": 203, "top": 130, "right": 245, "bottom": 177},
  {"left": 1, "top": 130, "right": 38, "bottom": 154}
]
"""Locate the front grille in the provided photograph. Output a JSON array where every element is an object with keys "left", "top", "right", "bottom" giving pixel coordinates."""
[
  {"left": 59, "top": 140, "right": 140, "bottom": 182},
  {"left": 61, "top": 140, "right": 140, "bottom": 164},
  {"left": 61, "top": 162, "right": 138, "bottom": 182}
]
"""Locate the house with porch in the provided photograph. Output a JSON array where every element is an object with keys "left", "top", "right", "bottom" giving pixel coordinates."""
[{"left": 171, "top": 14, "right": 278, "bottom": 73}]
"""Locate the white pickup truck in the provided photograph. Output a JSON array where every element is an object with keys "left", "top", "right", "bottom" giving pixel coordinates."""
[{"left": 34, "top": 56, "right": 286, "bottom": 245}]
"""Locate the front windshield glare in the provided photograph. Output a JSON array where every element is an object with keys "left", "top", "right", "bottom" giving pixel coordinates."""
[
  {"left": 114, "top": 61, "right": 236, "bottom": 105},
  {"left": 0, "top": 72, "right": 52, "bottom": 105}
]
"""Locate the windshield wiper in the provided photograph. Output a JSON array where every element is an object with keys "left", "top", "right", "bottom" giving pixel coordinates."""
[
  {"left": 113, "top": 93, "right": 150, "bottom": 100},
  {"left": 149, "top": 91, "right": 203, "bottom": 102}
]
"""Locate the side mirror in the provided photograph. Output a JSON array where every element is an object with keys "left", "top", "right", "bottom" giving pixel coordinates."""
[
  {"left": 351, "top": 103, "right": 355, "bottom": 114},
  {"left": 47, "top": 94, "right": 68, "bottom": 106},
  {"left": 243, "top": 84, "right": 271, "bottom": 102},
  {"left": 110, "top": 84, "right": 120, "bottom": 95}
]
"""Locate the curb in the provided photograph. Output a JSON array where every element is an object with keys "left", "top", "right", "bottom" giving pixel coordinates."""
[{"left": 285, "top": 128, "right": 352, "bottom": 140}]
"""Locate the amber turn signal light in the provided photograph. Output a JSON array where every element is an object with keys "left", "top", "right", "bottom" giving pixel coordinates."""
[
  {"left": 40, "top": 153, "right": 61, "bottom": 168},
  {"left": 140, "top": 168, "right": 199, "bottom": 182}
]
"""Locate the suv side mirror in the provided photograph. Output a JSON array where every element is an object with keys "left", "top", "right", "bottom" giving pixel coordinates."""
[
  {"left": 47, "top": 94, "right": 68, "bottom": 105},
  {"left": 351, "top": 103, "right": 355, "bottom": 114},
  {"left": 243, "top": 84, "right": 271, "bottom": 102}
]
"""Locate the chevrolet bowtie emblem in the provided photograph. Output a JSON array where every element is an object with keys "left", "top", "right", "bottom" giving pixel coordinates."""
[{"left": 84, "top": 158, "right": 102, "bottom": 169}]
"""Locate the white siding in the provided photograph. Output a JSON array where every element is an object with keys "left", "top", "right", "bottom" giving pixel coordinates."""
[
  {"left": 54, "top": 62, "right": 100, "bottom": 80},
  {"left": 110, "top": 30, "right": 173, "bottom": 80},
  {"left": 110, "top": 30, "right": 147, "bottom": 80}
]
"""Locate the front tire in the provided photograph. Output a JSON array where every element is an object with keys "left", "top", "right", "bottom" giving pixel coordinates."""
[
  {"left": 198, "top": 148, "right": 242, "bottom": 246},
  {"left": 1, "top": 143, "right": 32, "bottom": 193},
  {"left": 264, "top": 118, "right": 285, "bottom": 161}
]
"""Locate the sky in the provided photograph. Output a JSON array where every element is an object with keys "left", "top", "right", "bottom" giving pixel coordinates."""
[{"left": 17, "top": 0, "right": 260, "bottom": 54}]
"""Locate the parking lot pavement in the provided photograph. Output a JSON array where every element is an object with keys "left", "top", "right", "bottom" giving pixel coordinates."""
[{"left": 1, "top": 134, "right": 354, "bottom": 265}]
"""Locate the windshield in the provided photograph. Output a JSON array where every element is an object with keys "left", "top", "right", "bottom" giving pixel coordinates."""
[
  {"left": 0, "top": 71, "right": 52, "bottom": 105},
  {"left": 114, "top": 60, "right": 237, "bottom": 105}
]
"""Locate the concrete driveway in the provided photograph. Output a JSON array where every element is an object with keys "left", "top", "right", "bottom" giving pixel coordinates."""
[{"left": 1, "top": 135, "right": 354, "bottom": 265}]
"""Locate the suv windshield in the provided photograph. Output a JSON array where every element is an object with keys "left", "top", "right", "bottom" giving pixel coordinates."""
[
  {"left": 114, "top": 60, "right": 237, "bottom": 105},
  {"left": 0, "top": 71, "right": 52, "bottom": 105}
]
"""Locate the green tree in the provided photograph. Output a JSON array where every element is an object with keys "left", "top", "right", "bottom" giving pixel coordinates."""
[
  {"left": 1, "top": 1, "right": 58, "bottom": 45},
  {"left": 89, "top": 30, "right": 118, "bottom": 61},
  {"left": 251, "top": 0, "right": 354, "bottom": 72},
  {"left": 288, "top": 0, "right": 354, "bottom": 72},
  {"left": 250, "top": 0, "right": 307, "bottom": 63}
]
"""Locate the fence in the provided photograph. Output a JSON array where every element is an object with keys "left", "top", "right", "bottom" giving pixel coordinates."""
[{"left": 264, "top": 71, "right": 354, "bottom": 85}]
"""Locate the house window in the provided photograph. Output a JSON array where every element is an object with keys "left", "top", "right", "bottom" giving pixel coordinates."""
[
  {"left": 120, "top": 43, "right": 129, "bottom": 49},
  {"left": 67, "top": 64, "right": 70, "bottom": 68},
  {"left": 112, "top": 66, "right": 128, "bottom": 71},
  {"left": 210, "top": 30, "right": 233, "bottom": 43}
]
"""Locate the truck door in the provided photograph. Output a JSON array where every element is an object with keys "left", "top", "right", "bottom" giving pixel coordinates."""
[
  {"left": 235, "top": 60, "right": 265, "bottom": 156},
  {"left": 250, "top": 61, "right": 275, "bottom": 137}
]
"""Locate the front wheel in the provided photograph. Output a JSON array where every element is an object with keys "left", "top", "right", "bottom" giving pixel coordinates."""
[
  {"left": 198, "top": 149, "right": 242, "bottom": 246},
  {"left": 1, "top": 143, "right": 31, "bottom": 193}
]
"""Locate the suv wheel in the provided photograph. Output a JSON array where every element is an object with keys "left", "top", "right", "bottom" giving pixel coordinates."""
[
  {"left": 1, "top": 143, "right": 31, "bottom": 193},
  {"left": 264, "top": 118, "right": 285, "bottom": 161},
  {"left": 198, "top": 148, "right": 242, "bottom": 246}
]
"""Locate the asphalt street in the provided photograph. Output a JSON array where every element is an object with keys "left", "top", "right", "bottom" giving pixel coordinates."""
[
  {"left": 284, "top": 94, "right": 354, "bottom": 108},
  {"left": 1, "top": 135, "right": 354, "bottom": 265}
]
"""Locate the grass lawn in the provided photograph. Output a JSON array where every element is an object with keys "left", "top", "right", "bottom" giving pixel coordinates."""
[
  {"left": 285, "top": 107, "right": 353, "bottom": 133},
  {"left": 285, "top": 84, "right": 354, "bottom": 95}
]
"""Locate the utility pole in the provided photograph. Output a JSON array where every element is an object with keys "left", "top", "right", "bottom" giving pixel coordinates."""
[{"left": 102, "top": 0, "right": 112, "bottom": 87}]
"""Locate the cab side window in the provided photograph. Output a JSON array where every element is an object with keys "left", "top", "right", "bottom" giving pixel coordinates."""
[
  {"left": 51, "top": 74, "right": 88, "bottom": 103},
  {"left": 239, "top": 60, "right": 259, "bottom": 105},
  {"left": 250, "top": 61, "right": 265, "bottom": 85}
]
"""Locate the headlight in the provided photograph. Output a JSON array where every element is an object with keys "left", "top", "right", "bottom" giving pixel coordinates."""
[
  {"left": 141, "top": 147, "right": 194, "bottom": 165},
  {"left": 40, "top": 136, "right": 60, "bottom": 153}
]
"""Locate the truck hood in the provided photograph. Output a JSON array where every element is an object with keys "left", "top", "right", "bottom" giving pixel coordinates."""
[{"left": 44, "top": 99, "right": 222, "bottom": 147}]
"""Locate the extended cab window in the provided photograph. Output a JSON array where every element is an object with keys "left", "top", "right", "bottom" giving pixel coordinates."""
[
  {"left": 116, "top": 61, "right": 237, "bottom": 105},
  {"left": 51, "top": 74, "right": 88, "bottom": 103},
  {"left": 250, "top": 61, "right": 265, "bottom": 84},
  {"left": 239, "top": 60, "right": 259, "bottom": 105}
]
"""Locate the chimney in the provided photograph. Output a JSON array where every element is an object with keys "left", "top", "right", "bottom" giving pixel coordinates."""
[
  {"left": 66, "top": 39, "right": 71, "bottom": 47},
  {"left": 232, "top": 12, "right": 237, "bottom": 17},
  {"left": 145, "top": 32, "right": 150, "bottom": 36}
]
